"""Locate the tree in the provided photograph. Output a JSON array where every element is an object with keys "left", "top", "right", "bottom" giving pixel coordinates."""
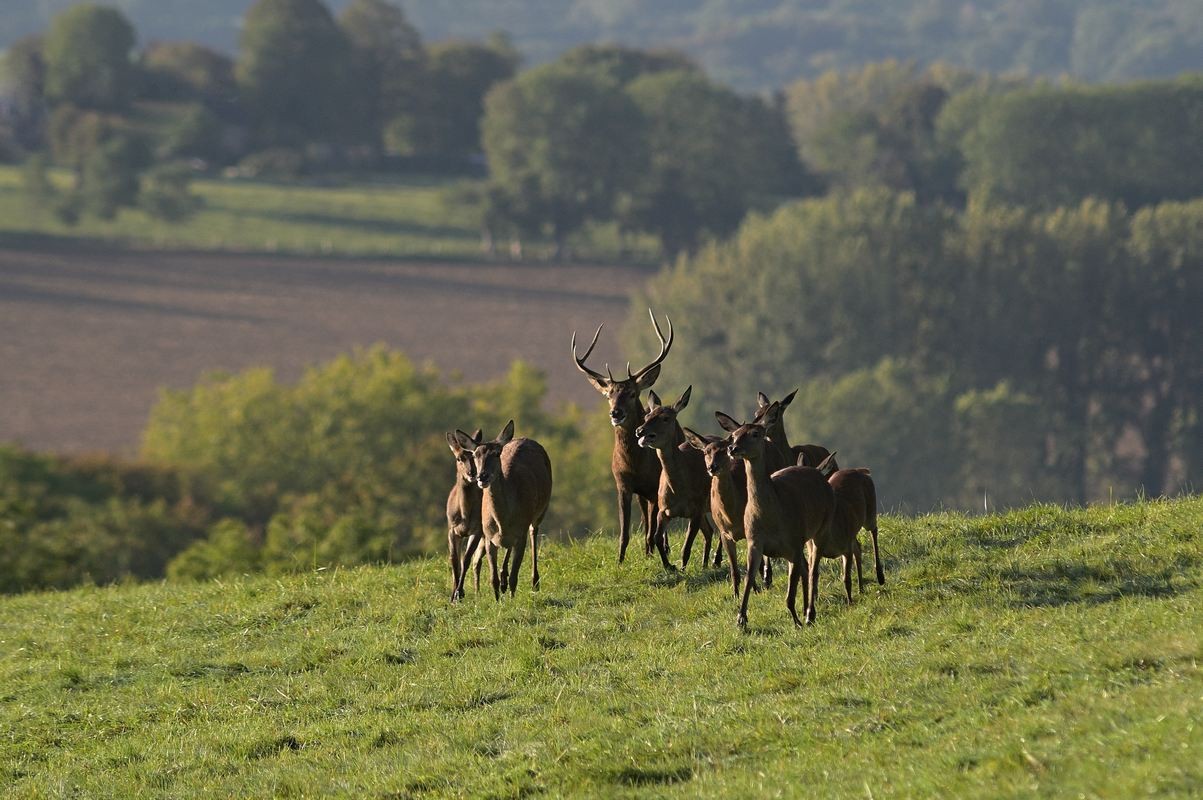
[
  {"left": 481, "top": 62, "right": 646, "bottom": 256},
  {"left": 958, "top": 78, "right": 1203, "bottom": 210},
  {"left": 622, "top": 70, "right": 795, "bottom": 255},
  {"left": 557, "top": 44, "right": 697, "bottom": 86},
  {"left": 140, "top": 41, "right": 237, "bottom": 113},
  {"left": 339, "top": 0, "right": 425, "bottom": 153},
  {"left": 2, "top": 35, "right": 47, "bottom": 151},
  {"left": 402, "top": 34, "right": 520, "bottom": 159},
  {"left": 43, "top": 4, "right": 137, "bottom": 111},
  {"left": 236, "top": 0, "right": 352, "bottom": 146}
]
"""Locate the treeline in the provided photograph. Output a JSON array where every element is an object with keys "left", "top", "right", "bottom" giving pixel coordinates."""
[
  {"left": 632, "top": 190, "right": 1203, "bottom": 511},
  {"left": 5, "top": 0, "right": 1203, "bottom": 90},
  {"left": 0, "top": 350, "right": 615, "bottom": 594},
  {"left": 0, "top": 0, "right": 519, "bottom": 222}
]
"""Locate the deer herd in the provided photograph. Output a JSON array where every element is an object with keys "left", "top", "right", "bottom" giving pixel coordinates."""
[{"left": 444, "top": 310, "right": 884, "bottom": 628}]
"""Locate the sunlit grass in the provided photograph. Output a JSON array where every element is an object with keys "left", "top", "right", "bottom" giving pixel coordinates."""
[
  {"left": 1, "top": 498, "right": 1200, "bottom": 797},
  {"left": 0, "top": 164, "right": 660, "bottom": 263}
]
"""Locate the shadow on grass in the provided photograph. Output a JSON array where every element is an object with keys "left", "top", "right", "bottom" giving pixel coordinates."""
[
  {"left": 999, "top": 559, "right": 1196, "bottom": 608},
  {"left": 232, "top": 207, "right": 479, "bottom": 242},
  {"left": 610, "top": 764, "right": 693, "bottom": 787}
]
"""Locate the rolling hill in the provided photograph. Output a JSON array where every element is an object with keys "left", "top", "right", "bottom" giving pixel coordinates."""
[
  {"left": 2, "top": 497, "right": 1200, "bottom": 796},
  {"left": 3, "top": 1, "right": 1203, "bottom": 90}
]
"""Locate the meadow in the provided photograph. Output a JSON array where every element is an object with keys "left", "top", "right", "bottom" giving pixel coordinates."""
[
  {"left": 0, "top": 165, "right": 655, "bottom": 262},
  {"left": 1, "top": 498, "right": 1200, "bottom": 798}
]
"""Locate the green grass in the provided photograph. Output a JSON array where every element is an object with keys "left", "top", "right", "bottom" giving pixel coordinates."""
[
  {"left": 0, "top": 164, "right": 659, "bottom": 262},
  {"left": 2, "top": 498, "right": 1201, "bottom": 798}
]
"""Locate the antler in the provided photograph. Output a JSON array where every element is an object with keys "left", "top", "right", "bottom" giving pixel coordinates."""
[
  {"left": 571, "top": 323, "right": 608, "bottom": 384},
  {"left": 630, "top": 308, "right": 673, "bottom": 381}
]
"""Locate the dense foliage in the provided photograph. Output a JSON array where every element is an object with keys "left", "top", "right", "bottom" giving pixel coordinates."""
[
  {"left": 0, "top": 349, "right": 612, "bottom": 593},
  {"left": 634, "top": 190, "right": 1203, "bottom": 511},
  {"left": 5, "top": 0, "right": 1203, "bottom": 90}
]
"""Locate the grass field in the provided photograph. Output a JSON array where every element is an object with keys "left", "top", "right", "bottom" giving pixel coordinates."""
[
  {"left": 1, "top": 498, "right": 1200, "bottom": 798},
  {"left": 0, "top": 165, "right": 655, "bottom": 262}
]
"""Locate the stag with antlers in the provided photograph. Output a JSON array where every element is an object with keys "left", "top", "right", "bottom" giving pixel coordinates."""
[{"left": 572, "top": 310, "right": 675, "bottom": 567}]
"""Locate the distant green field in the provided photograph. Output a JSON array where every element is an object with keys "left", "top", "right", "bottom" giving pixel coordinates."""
[
  {"left": 0, "top": 165, "right": 655, "bottom": 262},
  {"left": 1, "top": 498, "right": 1200, "bottom": 797}
]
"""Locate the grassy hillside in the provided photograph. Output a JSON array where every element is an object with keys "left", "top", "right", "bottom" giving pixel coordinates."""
[
  {"left": 0, "top": 166, "right": 653, "bottom": 262},
  {"left": 2, "top": 498, "right": 1201, "bottom": 797}
]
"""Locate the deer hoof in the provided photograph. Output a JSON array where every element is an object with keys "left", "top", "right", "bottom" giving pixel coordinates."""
[{"left": 736, "top": 612, "right": 748, "bottom": 628}]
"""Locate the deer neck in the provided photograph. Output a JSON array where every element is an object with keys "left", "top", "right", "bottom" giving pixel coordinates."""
[
  {"left": 712, "top": 466, "right": 740, "bottom": 511},
  {"left": 768, "top": 422, "right": 792, "bottom": 460},
  {"left": 742, "top": 454, "right": 780, "bottom": 533},
  {"left": 452, "top": 479, "right": 481, "bottom": 520},
  {"left": 482, "top": 475, "right": 518, "bottom": 525},
  {"left": 654, "top": 422, "right": 690, "bottom": 493}
]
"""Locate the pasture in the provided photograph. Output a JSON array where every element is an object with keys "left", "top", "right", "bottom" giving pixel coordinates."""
[
  {"left": 0, "top": 166, "right": 656, "bottom": 262},
  {"left": 1, "top": 498, "right": 1200, "bottom": 798}
]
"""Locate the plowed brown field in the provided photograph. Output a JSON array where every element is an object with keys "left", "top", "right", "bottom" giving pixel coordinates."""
[{"left": 0, "top": 245, "right": 651, "bottom": 454}]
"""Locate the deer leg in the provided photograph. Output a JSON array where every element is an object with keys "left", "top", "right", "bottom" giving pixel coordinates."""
[
  {"left": 500, "top": 547, "right": 512, "bottom": 590},
  {"left": 805, "top": 541, "right": 819, "bottom": 624},
  {"left": 711, "top": 520, "right": 723, "bottom": 569},
  {"left": 617, "top": 489, "right": 633, "bottom": 563},
  {"left": 853, "top": 539, "right": 864, "bottom": 593},
  {"left": 507, "top": 538, "right": 527, "bottom": 597},
  {"left": 681, "top": 516, "right": 701, "bottom": 570},
  {"left": 486, "top": 540, "right": 501, "bottom": 601},
  {"left": 723, "top": 536, "right": 740, "bottom": 600},
  {"left": 472, "top": 540, "right": 484, "bottom": 593},
  {"left": 842, "top": 553, "right": 853, "bottom": 604},
  {"left": 738, "top": 546, "right": 762, "bottom": 628},
  {"left": 640, "top": 497, "right": 655, "bottom": 556},
  {"left": 449, "top": 531, "right": 463, "bottom": 602},
  {"left": 786, "top": 551, "right": 805, "bottom": 627},
  {"left": 871, "top": 525, "right": 884, "bottom": 585},
  {"left": 454, "top": 534, "right": 482, "bottom": 601},
  {"left": 763, "top": 557, "right": 773, "bottom": 589},
  {"left": 700, "top": 516, "right": 714, "bottom": 570},
  {"left": 530, "top": 523, "right": 540, "bottom": 591},
  {"left": 653, "top": 510, "right": 675, "bottom": 571}
]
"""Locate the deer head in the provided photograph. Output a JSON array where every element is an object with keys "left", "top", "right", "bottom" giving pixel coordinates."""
[
  {"left": 454, "top": 420, "right": 515, "bottom": 490},
  {"left": 572, "top": 309, "right": 673, "bottom": 428},
  {"left": 446, "top": 428, "right": 484, "bottom": 485},
  {"left": 635, "top": 386, "right": 691, "bottom": 450},
  {"left": 718, "top": 402, "right": 781, "bottom": 462},
  {"left": 682, "top": 427, "right": 733, "bottom": 477}
]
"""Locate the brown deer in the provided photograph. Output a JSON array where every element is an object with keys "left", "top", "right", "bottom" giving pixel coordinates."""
[
  {"left": 572, "top": 310, "right": 672, "bottom": 564},
  {"left": 754, "top": 391, "right": 837, "bottom": 471},
  {"left": 818, "top": 454, "right": 885, "bottom": 592},
  {"left": 681, "top": 427, "right": 752, "bottom": 597},
  {"left": 445, "top": 428, "right": 484, "bottom": 602},
  {"left": 719, "top": 402, "right": 835, "bottom": 627},
  {"left": 634, "top": 386, "right": 716, "bottom": 570},
  {"left": 452, "top": 421, "right": 552, "bottom": 600}
]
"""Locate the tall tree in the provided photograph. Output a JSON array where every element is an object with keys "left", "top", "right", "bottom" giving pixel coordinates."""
[
  {"left": 481, "top": 62, "right": 645, "bottom": 255},
  {"left": 339, "top": 0, "right": 424, "bottom": 153},
  {"left": 43, "top": 4, "right": 137, "bottom": 111},
  {"left": 237, "top": 0, "right": 352, "bottom": 146},
  {"left": 404, "top": 34, "right": 519, "bottom": 159},
  {"left": 2, "top": 35, "right": 47, "bottom": 150}
]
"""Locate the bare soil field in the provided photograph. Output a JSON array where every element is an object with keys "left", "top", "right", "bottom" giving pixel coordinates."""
[{"left": 0, "top": 244, "right": 652, "bottom": 454}]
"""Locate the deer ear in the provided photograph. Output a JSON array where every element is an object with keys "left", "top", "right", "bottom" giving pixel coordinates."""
[
  {"left": 757, "top": 391, "right": 769, "bottom": 409},
  {"left": 586, "top": 375, "right": 610, "bottom": 395},
  {"left": 497, "top": 420, "right": 515, "bottom": 444},
  {"left": 647, "top": 390, "right": 661, "bottom": 410},
  {"left": 816, "top": 451, "right": 838, "bottom": 476},
  {"left": 635, "top": 364, "right": 661, "bottom": 392},
  {"left": 714, "top": 411, "right": 740, "bottom": 433},
  {"left": 453, "top": 430, "right": 476, "bottom": 451},
  {"left": 681, "top": 427, "right": 706, "bottom": 451},
  {"left": 472, "top": 429, "right": 483, "bottom": 444},
  {"left": 447, "top": 431, "right": 463, "bottom": 455},
  {"left": 781, "top": 389, "right": 798, "bottom": 408},
  {"left": 759, "top": 401, "right": 782, "bottom": 427},
  {"left": 674, "top": 385, "right": 692, "bottom": 413}
]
